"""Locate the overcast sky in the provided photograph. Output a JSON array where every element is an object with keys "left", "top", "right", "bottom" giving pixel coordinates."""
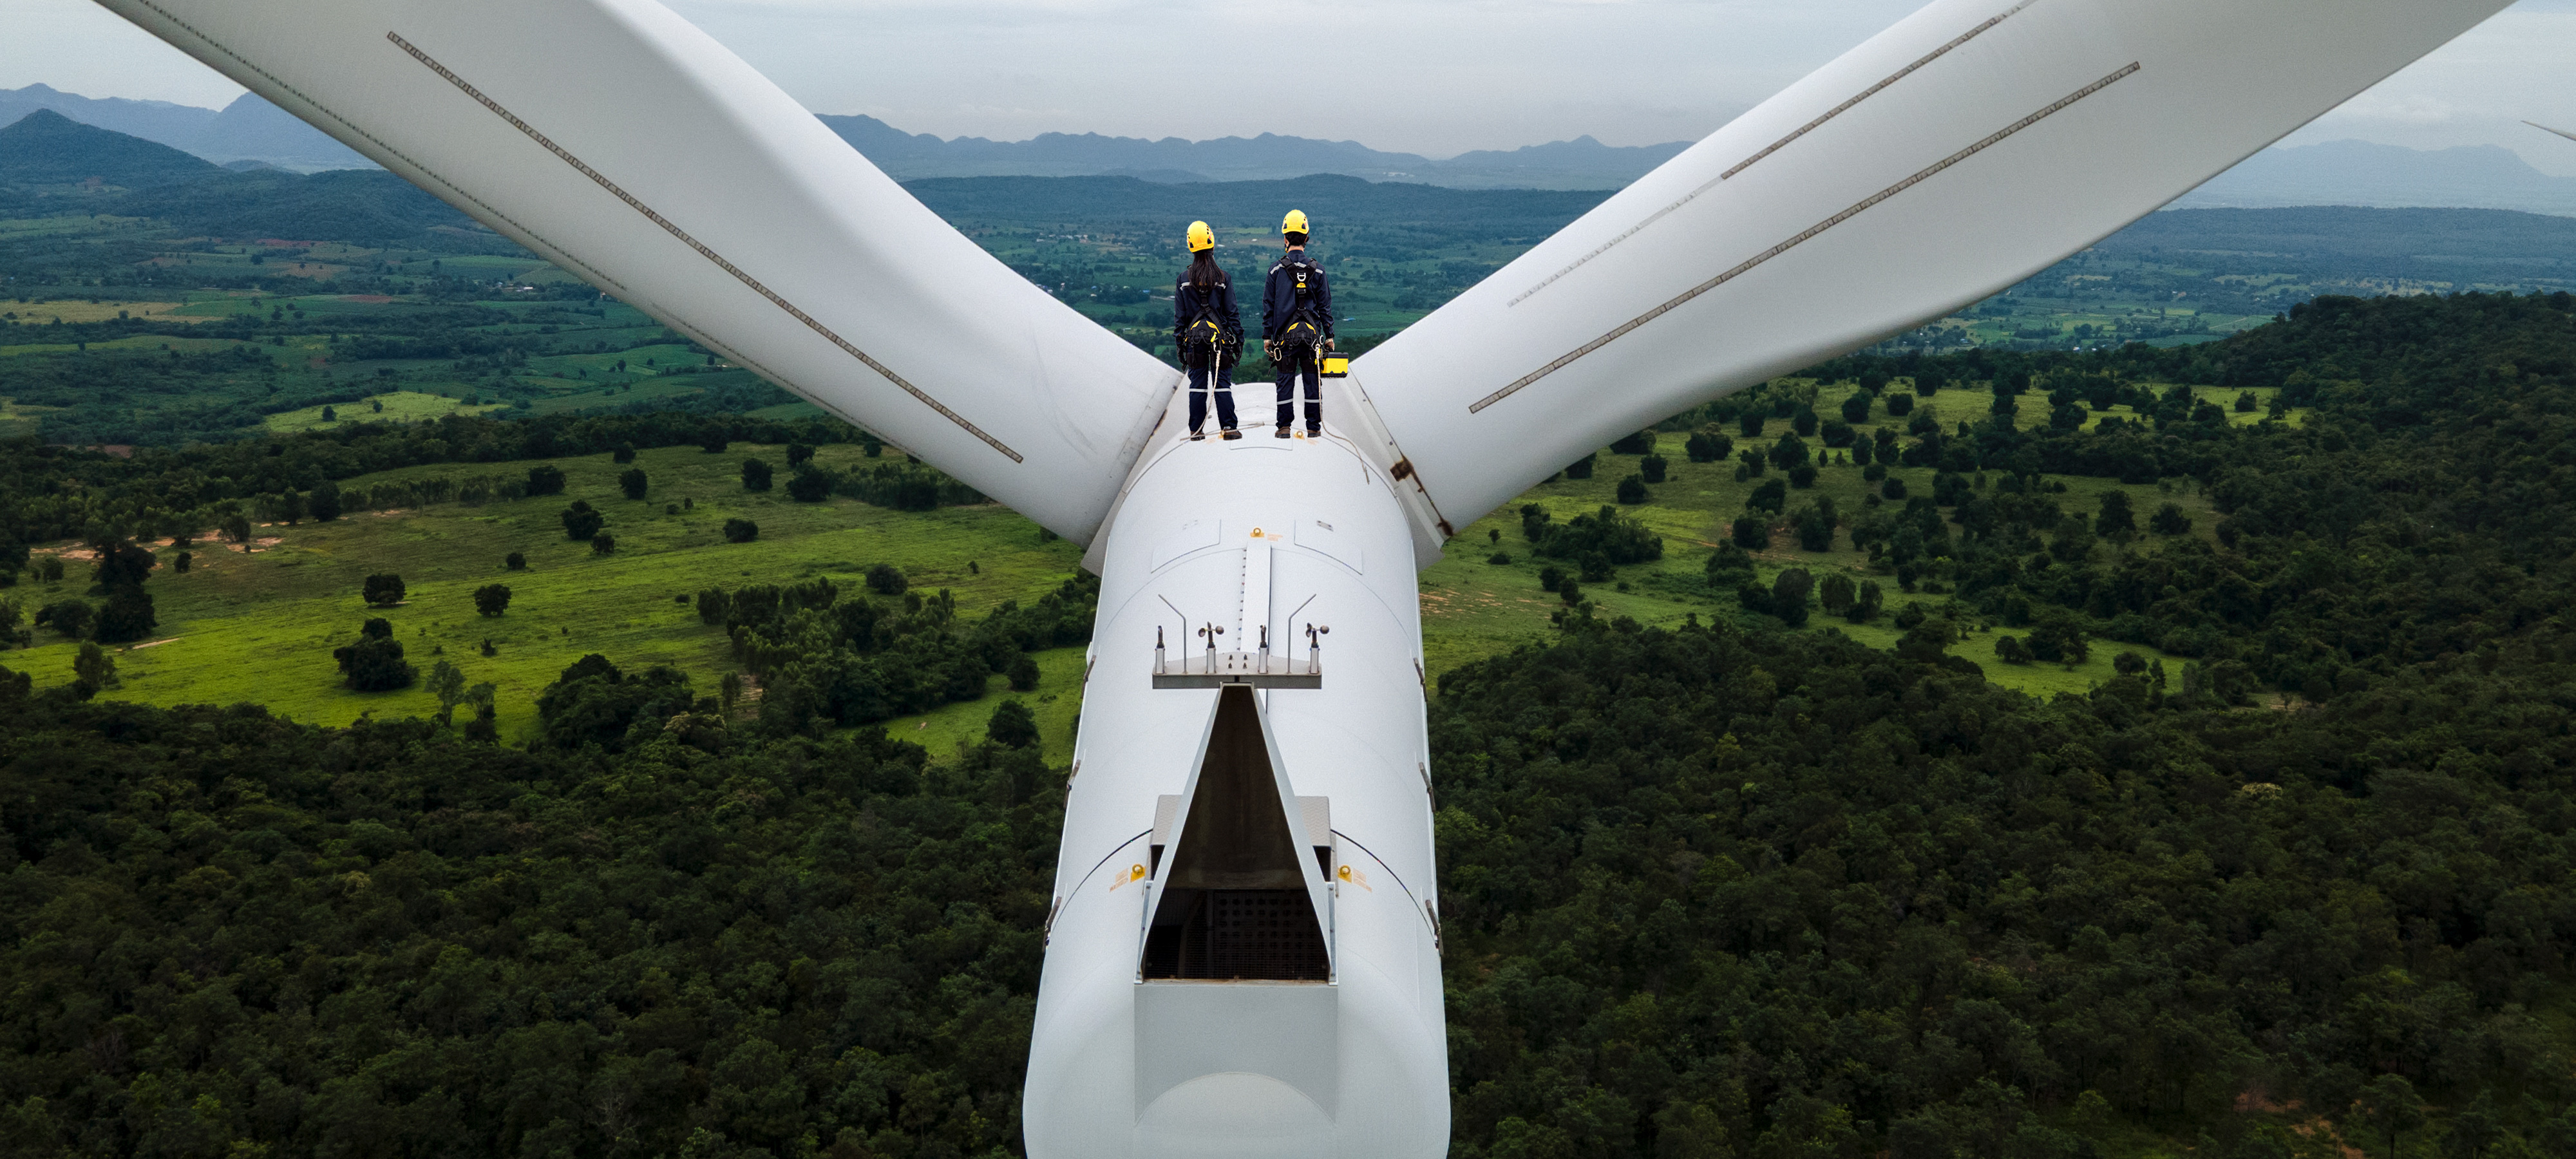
[{"left": 8, "top": 0, "right": 2576, "bottom": 173}]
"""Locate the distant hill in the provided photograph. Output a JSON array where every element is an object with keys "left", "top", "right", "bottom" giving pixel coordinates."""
[
  {"left": 0, "top": 108, "right": 220, "bottom": 187},
  {"left": 0, "top": 115, "right": 495, "bottom": 247},
  {"left": 2102, "top": 205, "right": 2576, "bottom": 292},
  {"left": 2173, "top": 138, "right": 2576, "bottom": 216},
  {"left": 117, "top": 168, "right": 482, "bottom": 245},
  {"left": 0, "top": 84, "right": 372, "bottom": 173},
  {"left": 902, "top": 173, "right": 1613, "bottom": 251},
  {"left": 823, "top": 114, "right": 1689, "bottom": 190}
]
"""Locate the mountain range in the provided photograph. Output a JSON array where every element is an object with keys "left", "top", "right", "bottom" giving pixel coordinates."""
[
  {"left": 0, "top": 83, "right": 370, "bottom": 172},
  {"left": 817, "top": 115, "right": 1693, "bottom": 189},
  {"left": 2172, "top": 138, "right": 2576, "bottom": 216},
  {"left": 11, "top": 80, "right": 2576, "bottom": 211}
]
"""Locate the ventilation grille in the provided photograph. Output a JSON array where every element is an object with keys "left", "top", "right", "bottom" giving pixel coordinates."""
[{"left": 1142, "top": 889, "right": 1329, "bottom": 981}]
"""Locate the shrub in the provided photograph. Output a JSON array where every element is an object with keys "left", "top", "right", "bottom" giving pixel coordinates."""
[
  {"left": 1747, "top": 478, "right": 1788, "bottom": 514},
  {"left": 1883, "top": 393, "right": 1914, "bottom": 416},
  {"left": 526, "top": 464, "right": 566, "bottom": 496},
  {"left": 473, "top": 584, "right": 511, "bottom": 616},
  {"left": 1538, "top": 565, "right": 1566, "bottom": 593},
  {"left": 1705, "top": 544, "right": 1755, "bottom": 581},
  {"left": 1563, "top": 453, "right": 1596, "bottom": 480},
  {"left": 2027, "top": 612, "right": 2090, "bottom": 664},
  {"left": 1007, "top": 652, "right": 1041, "bottom": 692},
  {"left": 1610, "top": 430, "right": 1656, "bottom": 455},
  {"left": 1792, "top": 501, "right": 1837, "bottom": 551},
  {"left": 363, "top": 573, "right": 406, "bottom": 607},
  {"left": 987, "top": 699, "right": 1039, "bottom": 748},
  {"left": 1558, "top": 580, "right": 1584, "bottom": 606},
  {"left": 1739, "top": 413, "right": 1765, "bottom": 438},
  {"left": 1730, "top": 516, "right": 1770, "bottom": 551},
  {"left": 865, "top": 564, "right": 907, "bottom": 596},
  {"left": 1882, "top": 477, "right": 1908, "bottom": 501},
  {"left": 1841, "top": 393, "right": 1872, "bottom": 424},
  {"left": 308, "top": 481, "right": 343, "bottom": 522},
  {"left": 505, "top": 552, "right": 527, "bottom": 570},
  {"left": 94, "top": 585, "right": 156, "bottom": 644},
  {"left": 742, "top": 458, "right": 774, "bottom": 492},
  {"left": 1770, "top": 569, "right": 1813, "bottom": 627},
  {"left": 787, "top": 443, "right": 818, "bottom": 467},
  {"left": 702, "top": 435, "right": 730, "bottom": 454},
  {"left": 697, "top": 589, "right": 730, "bottom": 624},
  {"left": 334, "top": 618, "right": 415, "bottom": 692},
  {"left": 1684, "top": 429, "right": 1732, "bottom": 463},
  {"left": 786, "top": 467, "right": 835, "bottom": 503},
  {"left": 70, "top": 641, "right": 115, "bottom": 698},
  {"left": 724, "top": 518, "right": 759, "bottom": 543},
  {"left": 37, "top": 600, "right": 93, "bottom": 640},
  {"left": 591, "top": 532, "right": 616, "bottom": 556},
  {"left": 1846, "top": 579, "right": 1884, "bottom": 623},
  {"left": 619, "top": 468, "right": 649, "bottom": 501},
  {"left": 1818, "top": 573, "right": 1855, "bottom": 615},
  {"left": 1529, "top": 505, "right": 1663, "bottom": 565},
  {"left": 1792, "top": 407, "right": 1818, "bottom": 437},
  {"left": 1488, "top": 552, "right": 1512, "bottom": 565},
  {"left": 1639, "top": 455, "right": 1668, "bottom": 484},
  {"left": 612, "top": 444, "right": 636, "bottom": 464},
  {"left": 1615, "top": 475, "right": 1649, "bottom": 505},
  {"left": 2150, "top": 502, "right": 2193, "bottom": 535},
  {"left": 1787, "top": 464, "right": 1818, "bottom": 489},
  {"left": 1994, "top": 634, "right": 2034, "bottom": 664},
  {"left": 2097, "top": 491, "right": 2137, "bottom": 540},
  {"left": 561, "top": 501, "right": 603, "bottom": 541}
]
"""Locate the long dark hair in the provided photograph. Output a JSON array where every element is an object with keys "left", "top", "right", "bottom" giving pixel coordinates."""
[{"left": 1187, "top": 250, "right": 1226, "bottom": 291}]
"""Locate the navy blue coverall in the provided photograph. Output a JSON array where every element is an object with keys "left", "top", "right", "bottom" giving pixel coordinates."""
[
  {"left": 1262, "top": 249, "right": 1333, "bottom": 433},
  {"left": 1173, "top": 266, "right": 1243, "bottom": 433}
]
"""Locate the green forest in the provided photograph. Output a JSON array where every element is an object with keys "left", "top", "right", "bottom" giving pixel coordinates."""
[
  {"left": 3, "top": 292, "right": 2575, "bottom": 1157},
  {"left": 21, "top": 111, "right": 2576, "bottom": 1158}
]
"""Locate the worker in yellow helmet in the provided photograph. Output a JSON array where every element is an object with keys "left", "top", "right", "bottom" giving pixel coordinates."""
[
  {"left": 1262, "top": 209, "right": 1332, "bottom": 438},
  {"left": 1173, "top": 220, "right": 1243, "bottom": 440}
]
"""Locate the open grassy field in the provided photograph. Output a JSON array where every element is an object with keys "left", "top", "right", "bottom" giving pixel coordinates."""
[
  {"left": 6, "top": 377, "right": 2286, "bottom": 751},
  {"left": 0, "top": 297, "right": 200, "bottom": 325},
  {"left": 6, "top": 441, "right": 1089, "bottom": 747},
  {"left": 263, "top": 390, "right": 515, "bottom": 431}
]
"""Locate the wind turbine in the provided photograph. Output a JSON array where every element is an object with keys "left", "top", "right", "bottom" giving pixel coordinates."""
[{"left": 91, "top": 1, "right": 2517, "bottom": 1154}]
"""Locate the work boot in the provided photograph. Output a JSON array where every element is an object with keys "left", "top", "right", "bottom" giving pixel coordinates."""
[
  {"left": 1306, "top": 426, "right": 1322, "bottom": 438},
  {"left": 1275, "top": 425, "right": 1292, "bottom": 439},
  {"left": 1222, "top": 428, "right": 1243, "bottom": 441},
  {"left": 1189, "top": 430, "right": 1206, "bottom": 442}
]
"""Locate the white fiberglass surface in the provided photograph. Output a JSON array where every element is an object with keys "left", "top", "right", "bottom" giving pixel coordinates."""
[
  {"left": 1026, "top": 430, "right": 1446, "bottom": 1157},
  {"left": 1357, "top": 0, "right": 2516, "bottom": 531}
]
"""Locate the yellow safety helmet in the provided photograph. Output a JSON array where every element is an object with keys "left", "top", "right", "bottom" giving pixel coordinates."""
[
  {"left": 1281, "top": 209, "right": 1310, "bottom": 236},
  {"left": 1186, "top": 221, "right": 1215, "bottom": 252}
]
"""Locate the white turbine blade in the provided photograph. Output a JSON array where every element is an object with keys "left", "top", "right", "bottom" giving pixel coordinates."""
[
  {"left": 2529, "top": 120, "right": 2576, "bottom": 146},
  {"left": 1352, "top": 0, "right": 2514, "bottom": 534},
  {"left": 93, "top": 0, "right": 1173, "bottom": 543}
]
